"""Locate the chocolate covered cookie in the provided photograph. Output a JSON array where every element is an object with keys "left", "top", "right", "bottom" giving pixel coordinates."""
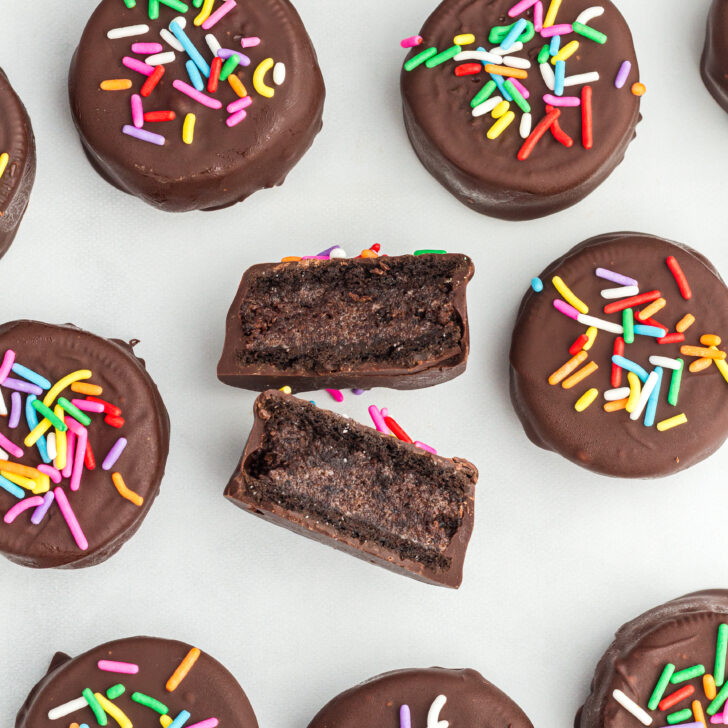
[
  {"left": 577, "top": 590, "right": 728, "bottom": 728},
  {"left": 0, "top": 320, "right": 170, "bottom": 568},
  {"left": 306, "top": 667, "right": 533, "bottom": 728},
  {"left": 0, "top": 68, "right": 35, "bottom": 259},
  {"left": 69, "top": 0, "right": 324, "bottom": 211},
  {"left": 225, "top": 390, "right": 478, "bottom": 588},
  {"left": 510, "top": 233, "right": 728, "bottom": 478},
  {"left": 16, "top": 636, "right": 258, "bottom": 728},
  {"left": 400, "top": 0, "right": 642, "bottom": 220},
  {"left": 702, "top": 0, "right": 728, "bottom": 113}
]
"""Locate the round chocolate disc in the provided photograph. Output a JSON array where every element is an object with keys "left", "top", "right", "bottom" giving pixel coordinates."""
[
  {"left": 69, "top": 0, "right": 325, "bottom": 212},
  {"left": 0, "top": 320, "right": 170, "bottom": 568},
  {"left": 400, "top": 0, "right": 641, "bottom": 220},
  {"left": 509, "top": 233, "right": 728, "bottom": 478},
  {"left": 702, "top": 0, "right": 728, "bottom": 113}
]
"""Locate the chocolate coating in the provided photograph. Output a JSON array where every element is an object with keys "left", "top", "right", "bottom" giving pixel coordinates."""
[
  {"left": 307, "top": 667, "right": 533, "bottom": 728},
  {"left": 15, "top": 636, "right": 258, "bottom": 728},
  {"left": 69, "top": 0, "right": 325, "bottom": 212},
  {"left": 509, "top": 233, "right": 728, "bottom": 478},
  {"left": 217, "top": 254, "right": 474, "bottom": 392},
  {"left": 0, "top": 321, "right": 170, "bottom": 568},
  {"left": 702, "top": 0, "right": 728, "bottom": 113},
  {"left": 0, "top": 68, "right": 36, "bottom": 259},
  {"left": 400, "top": 0, "right": 641, "bottom": 220},
  {"left": 576, "top": 590, "right": 728, "bottom": 728}
]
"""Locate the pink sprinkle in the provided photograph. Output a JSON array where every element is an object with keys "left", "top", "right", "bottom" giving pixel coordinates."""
[
  {"left": 0, "top": 349, "right": 15, "bottom": 383},
  {"left": 71, "top": 399, "right": 105, "bottom": 414},
  {"left": 509, "top": 77, "right": 530, "bottom": 99},
  {"left": 4, "top": 496, "right": 44, "bottom": 524},
  {"left": 65, "top": 419, "right": 87, "bottom": 492},
  {"left": 301, "top": 255, "right": 328, "bottom": 260},
  {"left": 226, "top": 96, "right": 252, "bottom": 113},
  {"left": 508, "top": 0, "right": 538, "bottom": 17},
  {"left": 0, "top": 432, "right": 23, "bottom": 459},
  {"left": 202, "top": 0, "right": 236, "bottom": 30},
  {"left": 368, "top": 405, "right": 390, "bottom": 434},
  {"left": 414, "top": 441, "right": 438, "bottom": 454},
  {"left": 98, "top": 660, "right": 140, "bottom": 675},
  {"left": 226, "top": 110, "right": 247, "bottom": 127},
  {"left": 172, "top": 80, "right": 222, "bottom": 109},
  {"left": 326, "top": 389, "right": 344, "bottom": 403},
  {"left": 553, "top": 299, "right": 579, "bottom": 319},
  {"left": 38, "top": 464, "right": 62, "bottom": 484},
  {"left": 240, "top": 36, "right": 260, "bottom": 48},
  {"left": 540, "top": 24, "right": 572, "bottom": 37},
  {"left": 54, "top": 487, "right": 88, "bottom": 551},
  {"left": 543, "top": 93, "right": 580, "bottom": 106},
  {"left": 400, "top": 35, "right": 423, "bottom": 48},
  {"left": 62, "top": 431, "right": 76, "bottom": 480},
  {"left": 131, "top": 93, "right": 144, "bottom": 128},
  {"left": 533, "top": 1, "right": 543, "bottom": 30},
  {"left": 187, "top": 721, "right": 219, "bottom": 728},
  {"left": 122, "top": 56, "right": 155, "bottom": 76},
  {"left": 711, "top": 717, "right": 724, "bottom": 725},
  {"left": 132, "top": 42, "right": 163, "bottom": 54}
]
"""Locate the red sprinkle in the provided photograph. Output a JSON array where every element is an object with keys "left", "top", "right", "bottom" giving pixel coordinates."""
[
  {"left": 85, "top": 440, "right": 96, "bottom": 471},
  {"left": 208, "top": 57, "right": 222, "bottom": 94},
  {"left": 105, "top": 415, "right": 125, "bottom": 429},
  {"left": 603, "top": 290, "right": 661, "bottom": 315},
  {"left": 140, "top": 64, "right": 165, "bottom": 97},
  {"left": 581, "top": 85, "right": 593, "bottom": 149},
  {"left": 611, "top": 336, "right": 625, "bottom": 387},
  {"left": 518, "top": 108, "right": 560, "bottom": 161},
  {"left": 143, "top": 110, "right": 176, "bottom": 122},
  {"left": 455, "top": 62, "right": 482, "bottom": 76},
  {"left": 657, "top": 332, "right": 685, "bottom": 345},
  {"left": 666, "top": 255, "right": 692, "bottom": 300},
  {"left": 86, "top": 396, "right": 122, "bottom": 417},
  {"left": 546, "top": 105, "right": 573, "bottom": 147},
  {"left": 383, "top": 416, "right": 413, "bottom": 444},
  {"left": 370, "top": 244, "right": 381, "bottom": 252},
  {"left": 569, "top": 334, "right": 589, "bottom": 355},
  {"left": 658, "top": 685, "right": 694, "bottom": 712}
]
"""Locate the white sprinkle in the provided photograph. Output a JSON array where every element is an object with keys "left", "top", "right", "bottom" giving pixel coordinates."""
[
  {"left": 604, "top": 387, "right": 630, "bottom": 401},
  {"left": 427, "top": 695, "right": 449, "bottom": 728},
  {"left": 564, "top": 71, "right": 600, "bottom": 86},
  {"left": 454, "top": 50, "right": 502, "bottom": 64},
  {"left": 145, "top": 51, "right": 176, "bottom": 65},
  {"left": 48, "top": 697, "right": 88, "bottom": 721},
  {"left": 173, "top": 15, "right": 186, "bottom": 29},
  {"left": 629, "top": 372, "right": 659, "bottom": 422},
  {"left": 503, "top": 55, "right": 531, "bottom": 69},
  {"left": 540, "top": 62, "right": 555, "bottom": 91},
  {"left": 107, "top": 24, "right": 150, "bottom": 40},
  {"left": 273, "top": 62, "right": 286, "bottom": 86},
  {"left": 206, "top": 33, "right": 222, "bottom": 55},
  {"left": 47, "top": 432, "right": 57, "bottom": 460},
  {"left": 160, "top": 28, "right": 183, "bottom": 51},
  {"left": 329, "top": 247, "right": 347, "bottom": 259},
  {"left": 601, "top": 285, "right": 640, "bottom": 299},
  {"left": 577, "top": 313, "right": 623, "bottom": 335},
  {"left": 519, "top": 111, "right": 532, "bottom": 138},
  {"left": 575, "top": 6, "right": 605, "bottom": 26},
  {"left": 0, "top": 388, "right": 6, "bottom": 416},
  {"left": 649, "top": 356, "right": 682, "bottom": 370},
  {"left": 0, "top": 446, "right": 8, "bottom": 460},
  {"left": 490, "top": 41, "right": 523, "bottom": 55},
  {"left": 612, "top": 691, "right": 652, "bottom": 726},
  {"left": 472, "top": 95, "right": 503, "bottom": 117}
]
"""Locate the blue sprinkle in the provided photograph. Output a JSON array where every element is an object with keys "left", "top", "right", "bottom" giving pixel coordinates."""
[
  {"left": 643, "top": 367, "right": 663, "bottom": 427},
  {"left": 549, "top": 35, "right": 561, "bottom": 56},
  {"left": 168, "top": 711, "right": 191, "bottom": 728},
  {"left": 531, "top": 277, "right": 543, "bottom": 292},
  {"left": 554, "top": 60, "right": 566, "bottom": 96},
  {"left": 500, "top": 18, "right": 527, "bottom": 51},
  {"left": 170, "top": 20, "right": 210, "bottom": 77},
  {"left": 612, "top": 355, "right": 648, "bottom": 383},
  {"left": 490, "top": 72, "right": 513, "bottom": 101},
  {"left": 634, "top": 324, "right": 667, "bottom": 338},
  {"left": 25, "top": 395, "right": 51, "bottom": 464},
  {"left": 0, "top": 474, "right": 25, "bottom": 499},
  {"left": 185, "top": 60, "right": 204, "bottom": 91},
  {"left": 11, "top": 363, "right": 50, "bottom": 390}
]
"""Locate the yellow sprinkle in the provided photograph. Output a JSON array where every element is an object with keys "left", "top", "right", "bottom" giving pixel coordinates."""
[
  {"left": 160, "top": 717, "right": 173, "bottom": 728},
  {"left": 453, "top": 33, "right": 475, "bottom": 45},
  {"left": 228, "top": 74, "right": 247, "bottom": 98},
  {"left": 713, "top": 347, "right": 728, "bottom": 384},
  {"left": 34, "top": 474, "right": 50, "bottom": 494},
  {"left": 491, "top": 100, "right": 511, "bottom": 119},
  {"left": 676, "top": 314, "right": 695, "bottom": 333},
  {"left": 112, "top": 473, "right": 144, "bottom": 507},
  {"left": 43, "top": 370, "right": 92, "bottom": 408},
  {"left": 549, "top": 350, "right": 588, "bottom": 385},
  {"left": 25, "top": 418, "right": 53, "bottom": 447},
  {"left": 166, "top": 647, "right": 201, "bottom": 692},
  {"left": 637, "top": 297, "right": 666, "bottom": 321},
  {"left": 543, "top": 0, "right": 563, "bottom": 27},
  {"left": 689, "top": 358, "right": 712, "bottom": 373},
  {"left": 626, "top": 371, "right": 641, "bottom": 413},
  {"left": 71, "top": 382, "right": 103, "bottom": 396},
  {"left": 487, "top": 111, "right": 515, "bottom": 139},
  {"left": 94, "top": 693, "right": 132, "bottom": 728},
  {"left": 100, "top": 79, "right": 132, "bottom": 91},
  {"left": 0, "top": 471, "right": 37, "bottom": 490},
  {"left": 551, "top": 40, "right": 580, "bottom": 63},
  {"left": 657, "top": 413, "right": 688, "bottom": 432},
  {"left": 704, "top": 675, "right": 717, "bottom": 701},
  {"left": 583, "top": 326, "right": 598, "bottom": 351},
  {"left": 182, "top": 113, "right": 196, "bottom": 145},
  {"left": 279, "top": 386, "right": 292, "bottom": 394},
  {"left": 701, "top": 334, "right": 722, "bottom": 347},
  {"left": 54, "top": 405, "right": 67, "bottom": 470},
  {"left": 693, "top": 700, "right": 706, "bottom": 728},
  {"left": 562, "top": 361, "right": 598, "bottom": 389},
  {"left": 575, "top": 388, "right": 598, "bottom": 412},
  {"left": 193, "top": 0, "right": 215, "bottom": 26},
  {"left": 253, "top": 58, "right": 275, "bottom": 98},
  {"left": 552, "top": 276, "right": 589, "bottom": 314},
  {"left": 0, "top": 152, "right": 8, "bottom": 180}
]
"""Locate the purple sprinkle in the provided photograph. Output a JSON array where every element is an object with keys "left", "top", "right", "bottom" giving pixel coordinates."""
[
  {"left": 614, "top": 60, "right": 631, "bottom": 89},
  {"left": 122, "top": 125, "right": 166, "bottom": 146},
  {"left": 1, "top": 377, "right": 43, "bottom": 395},
  {"left": 595, "top": 267, "right": 638, "bottom": 287},
  {"left": 351, "top": 389, "right": 366, "bottom": 395},
  {"left": 102, "top": 437, "right": 128, "bottom": 471},
  {"left": 31, "top": 491, "right": 55, "bottom": 526},
  {"left": 317, "top": 246, "right": 339, "bottom": 257},
  {"left": 9, "top": 391, "right": 21, "bottom": 428},
  {"left": 217, "top": 49, "right": 250, "bottom": 65},
  {"left": 400, "top": 706, "right": 411, "bottom": 728}
]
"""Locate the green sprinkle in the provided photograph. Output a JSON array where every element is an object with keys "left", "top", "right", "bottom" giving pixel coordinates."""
[
  {"left": 471, "top": 80, "right": 497, "bottom": 108},
  {"left": 148, "top": 0, "right": 160, "bottom": 20},
  {"left": 159, "top": 0, "right": 189, "bottom": 12},
  {"left": 537, "top": 44, "right": 550, "bottom": 64},
  {"left": 667, "top": 709, "right": 694, "bottom": 724},
  {"left": 414, "top": 250, "right": 447, "bottom": 255},
  {"left": 716, "top": 624, "right": 728, "bottom": 687},
  {"left": 708, "top": 679, "right": 728, "bottom": 715},
  {"left": 572, "top": 22, "right": 607, "bottom": 44},
  {"left": 83, "top": 688, "right": 108, "bottom": 726},
  {"left": 123, "top": 0, "right": 136, "bottom": 8},
  {"left": 648, "top": 663, "right": 675, "bottom": 710},
  {"left": 668, "top": 359, "right": 684, "bottom": 406},
  {"left": 107, "top": 684, "right": 126, "bottom": 700},
  {"left": 57, "top": 397, "right": 92, "bottom": 426},
  {"left": 622, "top": 308, "right": 634, "bottom": 344},
  {"left": 503, "top": 79, "right": 530, "bottom": 113},
  {"left": 131, "top": 692, "right": 169, "bottom": 714},
  {"left": 220, "top": 54, "right": 241, "bottom": 81},
  {"left": 489, "top": 20, "right": 535, "bottom": 45},
  {"left": 404, "top": 47, "right": 437, "bottom": 71},
  {"left": 425, "top": 45, "right": 461, "bottom": 68},
  {"left": 31, "top": 399, "right": 67, "bottom": 431},
  {"left": 192, "top": 0, "right": 203, "bottom": 6},
  {"left": 671, "top": 664, "right": 705, "bottom": 683}
]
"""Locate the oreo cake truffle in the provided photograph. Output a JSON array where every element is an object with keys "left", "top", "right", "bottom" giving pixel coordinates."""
[
  {"left": 0, "top": 68, "right": 36, "bottom": 259},
  {"left": 307, "top": 668, "right": 533, "bottom": 728},
  {"left": 69, "top": 0, "right": 324, "bottom": 211},
  {"left": 16, "top": 636, "right": 258, "bottom": 728},
  {"left": 400, "top": 0, "right": 642, "bottom": 220},
  {"left": 510, "top": 233, "right": 728, "bottom": 478},
  {"left": 577, "top": 590, "right": 728, "bottom": 728},
  {"left": 218, "top": 249, "right": 474, "bottom": 392},
  {"left": 0, "top": 321, "right": 169, "bottom": 568},
  {"left": 702, "top": 0, "right": 728, "bottom": 113},
  {"left": 226, "top": 390, "right": 478, "bottom": 587}
]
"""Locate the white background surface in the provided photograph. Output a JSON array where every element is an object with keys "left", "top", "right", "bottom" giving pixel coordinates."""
[{"left": 1, "top": 1, "right": 727, "bottom": 727}]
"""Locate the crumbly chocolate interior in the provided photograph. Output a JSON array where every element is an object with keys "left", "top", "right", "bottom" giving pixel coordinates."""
[
  {"left": 236, "top": 256, "right": 468, "bottom": 372},
  {"left": 244, "top": 395, "right": 471, "bottom": 571}
]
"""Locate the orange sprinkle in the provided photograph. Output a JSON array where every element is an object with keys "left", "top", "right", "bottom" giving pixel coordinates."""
[
  {"left": 681, "top": 345, "right": 726, "bottom": 360},
  {"left": 693, "top": 700, "right": 706, "bottom": 728},
  {"left": 676, "top": 314, "right": 695, "bottom": 333},
  {"left": 71, "top": 382, "right": 103, "bottom": 396},
  {"left": 166, "top": 648, "right": 201, "bottom": 692},
  {"left": 280, "top": 256, "right": 301, "bottom": 262},
  {"left": 100, "top": 79, "right": 132, "bottom": 91},
  {"left": 704, "top": 675, "right": 717, "bottom": 701},
  {"left": 604, "top": 398, "right": 628, "bottom": 412},
  {"left": 484, "top": 64, "right": 528, "bottom": 79},
  {"left": 631, "top": 82, "right": 646, "bottom": 96},
  {"left": 360, "top": 249, "right": 378, "bottom": 258},
  {"left": 637, "top": 297, "right": 666, "bottom": 321},
  {"left": 548, "top": 350, "right": 588, "bottom": 385},
  {"left": 701, "top": 334, "right": 722, "bottom": 347},
  {"left": 228, "top": 74, "right": 247, "bottom": 98},
  {"left": 562, "top": 361, "right": 599, "bottom": 389},
  {"left": 70, "top": 724, "right": 80, "bottom": 728},
  {"left": 111, "top": 473, "right": 144, "bottom": 507},
  {"left": 689, "top": 358, "right": 713, "bottom": 373},
  {"left": 0, "top": 460, "right": 42, "bottom": 479}
]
